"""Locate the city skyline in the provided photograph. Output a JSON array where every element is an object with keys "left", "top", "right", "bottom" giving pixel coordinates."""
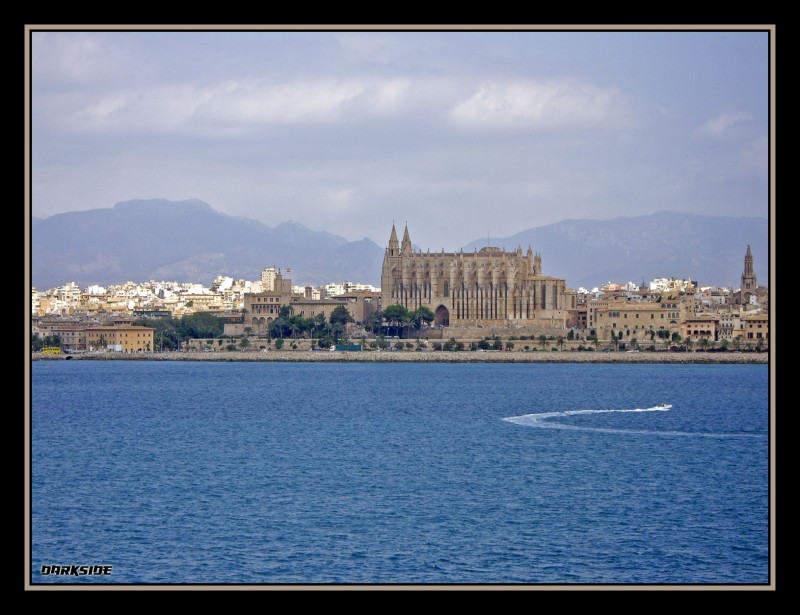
[{"left": 28, "top": 26, "right": 772, "bottom": 253}]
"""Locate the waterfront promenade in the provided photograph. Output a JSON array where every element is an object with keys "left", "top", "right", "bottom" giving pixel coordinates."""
[{"left": 32, "top": 349, "right": 769, "bottom": 364}]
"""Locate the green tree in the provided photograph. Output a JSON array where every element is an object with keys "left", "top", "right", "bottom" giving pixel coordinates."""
[
  {"left": 330, "top": 305, "right": 354, "bottom": 328},
  {"left": 411, "top": 306, "right": 435, "bottom": 330},
  {"left": 269, "top": 317, "right": 290, "bottom": 339},
  {"left": 313, "top": 313, "right": 328, "bottom": 340},
  {"left": 274, "top": 338, "right": 285, "bottom": 350},
  {"left": 557, "top": 335, "right": 565, "bottom": 351},
  {"left": 538, "top": 334, "right": 549, "bottom": 350},
  {"left": 239, "top": 337, "right": 250, "bottom": 350},
  {"left": 181, "top": 312, "right": 224, "bottom": 339},
  {"left": 381, "top": 304, "right": 411, "bottom": 337},
  {"left": 366, "top": 310, "right": 384, "bottom": 335}
]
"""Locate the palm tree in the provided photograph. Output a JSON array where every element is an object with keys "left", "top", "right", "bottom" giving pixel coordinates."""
[
  {"left": 538, "top": 334, "right": 549, "bottom": 350},
  {"left": 556, "top": 335, "right": 565, "bottom": 351}
]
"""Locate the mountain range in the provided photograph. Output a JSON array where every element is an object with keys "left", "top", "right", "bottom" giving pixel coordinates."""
[
  {"left": 464, "top": 211, "right": 769, "bottom": 290},
  {"left": 30, "top": 199, "right": 769, "bottom": 292}
]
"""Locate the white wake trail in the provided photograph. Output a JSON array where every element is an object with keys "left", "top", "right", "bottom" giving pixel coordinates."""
[{"left": 503, "top": 406, "right": 763, "bottom": 438}]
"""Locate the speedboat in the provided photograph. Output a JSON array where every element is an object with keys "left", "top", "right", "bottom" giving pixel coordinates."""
[{"left": 655, "top": 403, "right": 672, "bottom": 410}]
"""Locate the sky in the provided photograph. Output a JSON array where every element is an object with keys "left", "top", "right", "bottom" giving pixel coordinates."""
[{"left": 29, "top": 27, "right": 772, "bottom": 252}]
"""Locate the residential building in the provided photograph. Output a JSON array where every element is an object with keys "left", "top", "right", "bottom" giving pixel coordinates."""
[
  {"left": 742, "top": 313, "right": 769, "bottom": 346},
  {"left": 85, "top": 325, "right": 155, "bottom": 352},
  {"left": 681, "top": 315, "right": 720, "bottom": 343},
  {"left": 588, "top": 295, "right": 682, "bottom": 341}
]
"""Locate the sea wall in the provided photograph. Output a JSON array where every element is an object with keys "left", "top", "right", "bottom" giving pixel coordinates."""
[{"left": 32, "top": 350, "right": 769, "bottom": 364}]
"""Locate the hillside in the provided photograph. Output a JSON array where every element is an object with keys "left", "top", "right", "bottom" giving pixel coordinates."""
[
  {"left": 462, "top": 211, "right": 769, "bottom": 290},
  {"left": 31, "top": 199, "right": 385, "bottom": 289}
]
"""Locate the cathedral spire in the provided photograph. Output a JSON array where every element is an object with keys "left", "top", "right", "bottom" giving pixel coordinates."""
[
  {"left": 388, "top": 223, "right": 399, "bottom": 257},
  {"left": 401, "top": 224, "right": 412, "bottom": 255}
]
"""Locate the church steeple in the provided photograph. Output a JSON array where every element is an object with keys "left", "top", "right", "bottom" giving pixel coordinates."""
[
  {"left": 388, "top": 223, "right": 399, "bottom": 257},
  {"left": 401, "top": 224, "right": 412, "bottom": 256},
  {"left": 744, "top": 244, "right": 754, "bottom": 278},
  {"left": 740, "top": 244, "right": 757, "bottom": 304}
]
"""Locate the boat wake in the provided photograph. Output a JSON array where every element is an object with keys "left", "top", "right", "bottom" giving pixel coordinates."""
[{"left": 503, "top": 406, "right": 763, "bottom": 438}]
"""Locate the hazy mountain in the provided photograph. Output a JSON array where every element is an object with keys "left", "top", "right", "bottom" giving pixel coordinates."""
[
  {"left": 462, "top": 211, "right": 769, "bottom": 291},
  {"left": 31, "top": 201, "right": 769, "bottom": 293},
  {"left": 31, "top": 199, "right": 385, "bottom": 290}
]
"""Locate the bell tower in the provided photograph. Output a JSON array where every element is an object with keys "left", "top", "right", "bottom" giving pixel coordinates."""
[{"left": 740, "top": 244, "right": 757, "bottom": 305}]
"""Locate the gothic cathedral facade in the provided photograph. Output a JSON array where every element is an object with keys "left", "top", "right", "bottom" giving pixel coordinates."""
[{"left": 380, "top": 224, "right": 576, "bottom": 328}]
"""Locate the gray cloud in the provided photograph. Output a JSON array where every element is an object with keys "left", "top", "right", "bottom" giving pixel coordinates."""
[{"left": 30, "top": 29, "right": 771, "bottom": 252}]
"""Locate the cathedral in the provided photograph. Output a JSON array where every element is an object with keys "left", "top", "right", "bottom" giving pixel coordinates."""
[{"left": 380, "top": 224, "right": 576, "bottom": 329}]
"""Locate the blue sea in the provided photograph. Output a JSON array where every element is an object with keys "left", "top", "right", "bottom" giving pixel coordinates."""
[{"left": 30, "top": 361, "right": 771, "bottom": 586}]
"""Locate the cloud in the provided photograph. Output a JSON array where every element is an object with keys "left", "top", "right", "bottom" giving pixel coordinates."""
[
  {"left": 32, "top": 32, "right": 132, "bottom": 85},
  {"left": 449, "top": 79, "right": 629, "bottom": 130},
  {"left": 696, "top": 111, "right": 753, "bottom": 138},
  {"left": 43, "top": 77, "right": 417, "bottom": 136}
]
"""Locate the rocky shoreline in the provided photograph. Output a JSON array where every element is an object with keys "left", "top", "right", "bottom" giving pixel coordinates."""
[{"left": 32, "top": 349, "right": 769, "bottom": 364}]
